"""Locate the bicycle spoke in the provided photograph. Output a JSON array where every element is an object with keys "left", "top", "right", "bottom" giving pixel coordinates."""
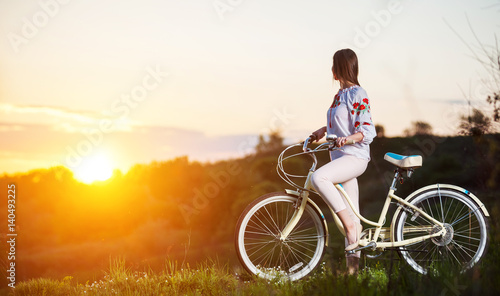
[
  {"left": 451, "top": 207, "right": 481, "bottom": 227},
  {"left": 451, "top": 240, "right": 479, "bottom": 257},
  {"left": 288, "top": 234, "right": 322, "bottom": 241},
  {"left": 252, "top": 211, "right": 280, "bottom": 237},
  {"left": 417, "top": 242, "right": 436, "bottom": 263},
  {"left": 247, "top": 240, "right": 274, "bottom": 258},
  {"left": 244, "top": 230, "right": 276, "bottom": 237},
  {"left": 247, "top": 218, "right": 273, "bottom": 236},
  {"left": 287, "top": 238, "right": 319, "bottom": 248},
  {"left": 409, "top": 206, "right": 435, "bottom": 227},
  {"left": 453, "top": 233, "right": 481, "bottom": 242},
  {"left": 285, "top": 242, "right": 314, "bottom": 261},
  {"left": 445, "top": 244, "right": 463, "bottom": 265},
  {"left": 247, "top": 219, "right": 274, "bottom": 235},
  {"left": 244, "top": 239, "right": 276, "bottom": 246},
  {"left": 453, "top": 224, "right": 480, "bottom": 234},
  {"left": 449, "top": 203, "right": 468, "bottom": 226},
  {"left": 254, "top": 242, "right": 281, "bottom": 267},
  {"left": 263, "top": 204, "right": 282, "bottom": 233},
  {"left": 279, "top": 244, "right": 293, "bottom": 270},
  {"left": 425, "top": 197, "right": 435, "bottom": 220},
  {"left": 444, "top": 197, "right": 458, "bottom": 223},
  {"left": 284, "top": 245, "right": 304, "bottom": 270},
  {"left": 259, "top": 206, "right": 281, "bottom": 234},
  {"left": 438, "top": 187, "right": 445, "bottom": 223},
  {"left": 261, "top": 242, "right": 279, "bottom": 267},
  {"left": 276, "top": 201, "right": 281, "bottom": 232}
]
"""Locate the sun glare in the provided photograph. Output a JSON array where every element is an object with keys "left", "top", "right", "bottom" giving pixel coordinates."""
[{"left": 73, "top": 152, "right": 114, "bottom": 184}]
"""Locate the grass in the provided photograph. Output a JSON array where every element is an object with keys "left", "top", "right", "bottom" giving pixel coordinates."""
[{"left": 9, "top": 254, "right": 500, "bottom": 296}]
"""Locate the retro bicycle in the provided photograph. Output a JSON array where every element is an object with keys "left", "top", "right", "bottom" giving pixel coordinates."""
[{"left": 234, "top": 135, "right": 490, "bottom": 280}]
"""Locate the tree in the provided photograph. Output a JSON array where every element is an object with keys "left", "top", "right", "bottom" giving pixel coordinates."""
[
  {"left": 403, "top": 121, "right": 433, "bottom": 137},
  {"left": 446, "top": 18, "right": 499, "bottom": 130},
  {"left": 255, "top": 129, "right": 284, "bottom": 154},
  {"left": 487, "top": 92, "right": 499, "bottom": 122},
  {"left": 375, "top": 124, "right": 385, "bottom": 138},
  {"left": 458, "top": 108, "right": 491, "bottom": 137}
]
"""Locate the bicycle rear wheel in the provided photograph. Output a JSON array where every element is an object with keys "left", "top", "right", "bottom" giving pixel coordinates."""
[
  {"left": 235, "top": 192, "right": 326, "bottom": 281},
  {"left": 394, "top": 188, "right": 489, "bottom": 274}
]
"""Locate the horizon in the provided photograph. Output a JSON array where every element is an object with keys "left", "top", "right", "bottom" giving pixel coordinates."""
[{"left": 2, "top": 132, "right": 496, "bottom": 180}]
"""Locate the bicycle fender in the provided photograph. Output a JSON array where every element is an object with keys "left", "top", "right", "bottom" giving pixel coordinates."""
[
  {"left": 285, "top": 189, "right": 330, "bottom": 247},
  {"left": 390, "top": 184, "right": 490, "bottom": 240}
]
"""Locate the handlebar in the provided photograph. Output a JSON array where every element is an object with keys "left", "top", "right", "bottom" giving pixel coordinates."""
[
  {"left": 302, "top": 137, "right": 312, "bottom": 152},
  {"left": 279, "top": 135, "right": 358, "bottom": 191},
  {"left": 303, "top": 134, "right": 356, "bottom": 152}
]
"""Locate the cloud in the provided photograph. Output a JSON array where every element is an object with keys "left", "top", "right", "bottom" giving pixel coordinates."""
[
  {"left": 0, "top": 103, "right": 136, "bottom": 133},
  {"left": 0, "top": 103, "right": 101, "bottom": 124},
  {"left": 0, "top": 121, "right": 260, "bottom": 174},
  {"left": 423, "top": 98, "right": 468, "bottom": 105},
  {"left": 0, "top": 103, "right": 264, "bottom": 173}
]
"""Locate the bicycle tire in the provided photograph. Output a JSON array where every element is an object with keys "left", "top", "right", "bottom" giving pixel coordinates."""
[
  {"left": 393, "top": 188, "right": 489, "bottom": 274},
  {"left": 234, "top": 192, "right": 326, "bottom": 281}
]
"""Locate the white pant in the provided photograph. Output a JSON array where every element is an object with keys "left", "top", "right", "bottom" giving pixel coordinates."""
[{"left": 311, "top": 154, "right": 368, "bottom": 258}]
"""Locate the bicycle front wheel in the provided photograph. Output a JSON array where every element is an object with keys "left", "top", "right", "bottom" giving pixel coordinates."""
[
  {"left": 235, "top": 192, "right": 326, "bottom": 281},
  {"left": 394, "top": 188, "right": 489, "bottom": 274}
]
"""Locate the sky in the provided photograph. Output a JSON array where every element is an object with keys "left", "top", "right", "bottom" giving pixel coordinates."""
[{"left": 0, "top": 0, "right": 499, "bottom": 177}]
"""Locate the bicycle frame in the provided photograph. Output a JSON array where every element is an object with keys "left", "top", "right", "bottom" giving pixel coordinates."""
[
  {"left": 236, "top": 136, "right": 490, "bottom": 279},
  {"left": 278, "top": 139, "right": 447, "bottom": 251}
]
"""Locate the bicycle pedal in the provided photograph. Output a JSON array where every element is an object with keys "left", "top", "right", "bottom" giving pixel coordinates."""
[{"left": 345, "top": 241, "right": 376, "bottom": 254}]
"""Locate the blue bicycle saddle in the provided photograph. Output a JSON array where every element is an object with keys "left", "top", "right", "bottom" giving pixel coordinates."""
[{"left": 384, "top": 153, "right": 422, "bottom": 169}]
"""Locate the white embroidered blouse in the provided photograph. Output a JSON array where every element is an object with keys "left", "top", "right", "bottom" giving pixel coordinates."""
[{"left": 327, "top": 85, "right": 376, "bottom": 161}]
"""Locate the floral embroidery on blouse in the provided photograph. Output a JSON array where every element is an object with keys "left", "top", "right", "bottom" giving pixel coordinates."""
[
  {"left": 331, "top": 94, "right": 341, "bottom": 108},
  {"left": 326, "top": 85, "right": 376, "bottom": 160},
  {"left": 328, "top": 86, "right": 376, "bottom": 142},
  {"left": 351, "top": 98, "right": 370, "bottom": 116}
]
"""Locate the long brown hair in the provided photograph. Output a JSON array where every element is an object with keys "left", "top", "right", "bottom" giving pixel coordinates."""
[{"left": 332, "top": 49, "right": 360, "bottom": 86}]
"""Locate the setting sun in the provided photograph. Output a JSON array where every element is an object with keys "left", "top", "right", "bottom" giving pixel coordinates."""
[{"left": 73, "top": 152, "right": 115, "bottom": 184}]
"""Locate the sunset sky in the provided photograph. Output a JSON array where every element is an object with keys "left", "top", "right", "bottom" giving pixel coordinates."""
[{"left": 0, "top": 0, "right": 499, "bottom": 178}]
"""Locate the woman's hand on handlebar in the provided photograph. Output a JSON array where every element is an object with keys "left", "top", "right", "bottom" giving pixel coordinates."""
[
  {"left": 335, "top": 137, "right": 347, "bottom": 147},
  {"left": 310, "top": 126, "right": 327, "bottom": 142},
  {"left": 335, "top": 132, "right": 363, "bottom": 147}
]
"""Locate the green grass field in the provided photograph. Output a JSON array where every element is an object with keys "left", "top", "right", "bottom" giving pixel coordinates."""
[{"left": 8, "top": 247, "right": 500, "bottom": 296}]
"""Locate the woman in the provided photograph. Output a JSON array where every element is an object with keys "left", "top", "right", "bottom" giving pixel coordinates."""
[{"left": 310, "top": 48, "right": 376, "bottom": 274}]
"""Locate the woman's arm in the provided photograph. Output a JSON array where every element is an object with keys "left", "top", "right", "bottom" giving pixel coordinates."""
[
  {"left": 349, "top": 88, "right": 376, "bottom": 145},
  {"left": 336, "top": 132, "right": 364, "bottom": 147},
  {"left": 311, "top": 126, "right": 327, "bottom": 142},
  {"left": 347, "top": 132, "right": 364, "bottom": 143}
]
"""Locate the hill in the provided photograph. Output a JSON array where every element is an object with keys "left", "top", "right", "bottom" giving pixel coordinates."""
[{"left": 0, "top": 134, "right": 498, "bottom": 289}]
